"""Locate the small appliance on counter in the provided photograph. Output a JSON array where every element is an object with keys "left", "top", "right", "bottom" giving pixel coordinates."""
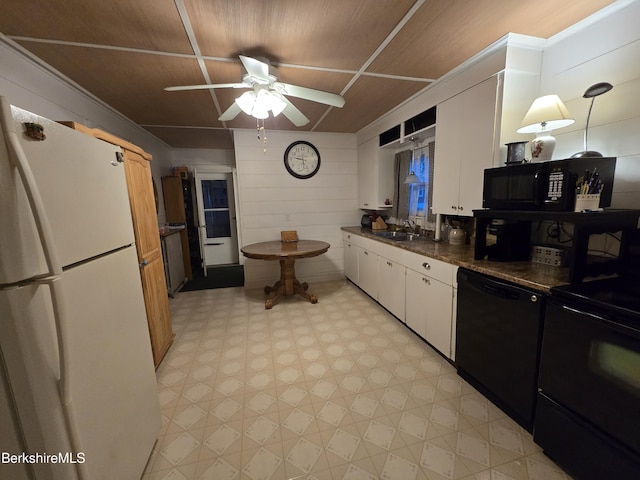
[
  {"left": 486, "top": 219, "right": 530, "bottom": 261},
  {"left": 483, "top": 156, "right": 616, "bottom": 211},
  {"left": 361, "top": 214, "right": 373, "bottom": 227}
]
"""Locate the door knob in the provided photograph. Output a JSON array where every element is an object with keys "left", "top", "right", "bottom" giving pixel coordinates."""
[{"left": 139, "top": 259, "right": 149, "bottom": 268}]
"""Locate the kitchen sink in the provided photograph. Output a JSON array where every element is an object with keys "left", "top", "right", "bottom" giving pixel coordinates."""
[{"left": 373, "top": 231, "right": 422, "bottom": 241}]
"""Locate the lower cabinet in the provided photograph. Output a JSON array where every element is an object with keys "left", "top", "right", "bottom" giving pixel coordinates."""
[
  {"left": 343, "top": 239, "right": 359, "bottom": 283},
  {"left": 378, "top": 255, "right": 406, "bottom": 321},
  {"left": 406, "top": 268, "right": 454, "bottom": 357},
  {"left": 342, "top": 230, "right": 457, "bottom": 359},
  {"left": 358, "top": 248, "right": 378, "bottom": 299}
]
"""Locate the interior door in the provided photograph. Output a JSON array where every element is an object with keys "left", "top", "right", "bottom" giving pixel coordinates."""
[{"left": 195, "top": 172, "right": 239, "bottom": 270}]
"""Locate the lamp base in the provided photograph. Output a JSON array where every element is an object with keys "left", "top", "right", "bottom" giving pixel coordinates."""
[
  {"left": 530, "top": 134, "right": 556, "bottom": 161},
  {"left": 570, "top": 150, "right": 604, "bottom": 158}
]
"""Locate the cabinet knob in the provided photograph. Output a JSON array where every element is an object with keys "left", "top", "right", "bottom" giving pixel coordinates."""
[
  {"left": 531, "top": 295, "right": 538, "bottom": 303},
  {"left": 387, "top": 261, "right": 392, "bottom": 266},
  {"left": 422, "top": 277, "right": 430, "bottom": 284},
  {"left": 139, "top": 259, "right": 149, "bottom": 268},
  {"left": 458, "top": 206, "right": 464, "bottom": 211},
  {"left": 364, "top": 251, "right": 368, "bottom": 256},
  {"left": 422, "top": 262, "right": 431, "bottom": 270},
  {"left": 451, "top": 205, "right": 457, "bottom": 210}
]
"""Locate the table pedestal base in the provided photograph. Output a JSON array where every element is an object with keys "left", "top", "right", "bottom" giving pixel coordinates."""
[{"left": 263, "top": 258, "right": 318, "bottom": 309}]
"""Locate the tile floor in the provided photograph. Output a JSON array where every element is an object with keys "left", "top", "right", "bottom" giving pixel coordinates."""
[{"left": 142, "top": 280, "right": 573, "bottom": 480}]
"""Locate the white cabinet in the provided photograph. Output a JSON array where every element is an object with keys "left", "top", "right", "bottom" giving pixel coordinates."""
[
  {"left": 377, "top": 255, "right": 406, "bottom": 321},
  {"left": 404, "top": 251, "right": 456, "bottom": 358},
  {"left": 405, "top": 269, "right": 454, "bottom": 357},
  {"left": 343, "top": 239, "right": 359, "bottom": 283},
  {"left": 358, "top": 248, "right": 378, "bottom": 299},
  {"left": 341, "top": 230, "right": 460, "bottom": 359},
  {"left": 405, "top": 268, "right": 430, "bottom": 338},
  {"left": 432, "top": 75, "right": 499, "bottom": 216},
  {"left": 358, "top": 137, "right": 395, "bottom": 210}
]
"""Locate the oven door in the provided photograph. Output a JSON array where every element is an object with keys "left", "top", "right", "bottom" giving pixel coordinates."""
[{"left": 538, "top": 297, "right": 640, "bottom": 456}]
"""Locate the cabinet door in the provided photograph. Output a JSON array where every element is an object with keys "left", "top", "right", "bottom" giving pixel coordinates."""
[
  {"left": 406, "top": 268, "right": 429, "bottom": 338},
  {"left": 457, "top": 77, "right": 499, "bottom": 213},
  {"left": 377, "top": 256, "right": 406, "bottom": 321},
  {"left": 343, "top": 240, "right": 359, "bottom": 282},
  {"left": 357, "top": 137, "right": 395, "bottom": 210},
  {"left": 426, "top": 277, "right": 454, "bottom": 358},
  {"left": 358, "top": 137, "right": 378, "bottom": 209},
  {"left": 358, "top": 248, "right": 378, "bottom": 299},
  {"left": 406, "top": 268, "right": 454, "bottom": 358},
  {"left": 432, "top": 76, "right": 499, "bottom": 216},
  {"left": 123, "top": 150, "right": 173, "bottom": 367}
]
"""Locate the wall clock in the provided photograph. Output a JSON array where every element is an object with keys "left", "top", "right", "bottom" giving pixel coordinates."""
[{"left": 284, "top": 141, "right": 321, "bottom": 179}]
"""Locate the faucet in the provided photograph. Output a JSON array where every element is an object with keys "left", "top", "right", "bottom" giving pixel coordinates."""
[{"left": 403, "top": 219, "right": 417, "bottom": 233}]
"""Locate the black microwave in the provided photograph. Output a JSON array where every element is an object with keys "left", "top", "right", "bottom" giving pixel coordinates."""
[{"left": 483, "top": 157, "right": 616, "bottom": 211}]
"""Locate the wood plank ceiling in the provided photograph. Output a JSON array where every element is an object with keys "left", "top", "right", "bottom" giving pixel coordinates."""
[{"left": 1, "top": 0, "right": 616, "bottom": 149}]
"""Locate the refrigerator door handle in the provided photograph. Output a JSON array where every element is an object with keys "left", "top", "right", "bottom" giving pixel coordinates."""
[
  {"left": 46, "top": 276, "right": 89, "bottom": 478},
  {"left": 0, "top": 97, "right": 62, "bottom": 277}
]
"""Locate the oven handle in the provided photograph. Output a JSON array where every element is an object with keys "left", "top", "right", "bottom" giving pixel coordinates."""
[{"left": 561, "top": 305, "right": 640, "bottom": 338}]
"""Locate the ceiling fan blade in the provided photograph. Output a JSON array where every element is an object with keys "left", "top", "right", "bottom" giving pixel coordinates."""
[
  {"left": 164, "top": 83, "right": 247, "bottom": 92},
  {"left": 218, "top": 102, "right": 242, "bottom": 122},
  {"left": 276, "top": 82, "right": 345, "bottom": 108},
  {"left": 239, "top": 55, "right": 270, "bottom": 82},
  {"left": 281, "top": 98, "right": 310, "bottom": 127}
]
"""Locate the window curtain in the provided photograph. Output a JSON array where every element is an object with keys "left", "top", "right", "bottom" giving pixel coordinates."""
[
  {"left": 391, "top": 149, "right": 412, "bottom": 220},
  {"left": 427, "top": 141, "right": 436, "bottom": 225}
]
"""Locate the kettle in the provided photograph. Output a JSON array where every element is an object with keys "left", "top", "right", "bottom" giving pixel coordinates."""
[{"left": 449, "top": 228, "right": 466, "bottom": 245}]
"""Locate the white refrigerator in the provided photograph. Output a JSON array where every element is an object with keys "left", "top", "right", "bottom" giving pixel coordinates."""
[{"left": 0, "top": 97, "right": 161, "bottom": 480}]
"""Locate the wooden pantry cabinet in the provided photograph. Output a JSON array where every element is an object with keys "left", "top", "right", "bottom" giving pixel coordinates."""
[{"left": 60, "top": 122, "right": 174, "bottom": 368}]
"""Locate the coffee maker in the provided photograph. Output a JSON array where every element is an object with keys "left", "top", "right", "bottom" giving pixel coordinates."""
[{"left": 486, "top": 219, "right": 530, "bottom": 261}]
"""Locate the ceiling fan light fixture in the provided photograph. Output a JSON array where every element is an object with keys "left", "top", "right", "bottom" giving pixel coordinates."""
[{"left": 235, "top": 91, "right": 257, "bottom": 115}]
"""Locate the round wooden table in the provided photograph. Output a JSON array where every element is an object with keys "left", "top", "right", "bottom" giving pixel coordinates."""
[{"left": 241, "top": 240, "right": 330, "bottom": 309}]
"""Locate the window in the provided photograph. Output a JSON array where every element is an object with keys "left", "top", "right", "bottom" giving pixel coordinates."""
[
  {"left": 408, "top": 146, "right": 428, "bottom": 217},
  {"left": 392, "top": 141, "right": 435, "bottom": 229}
]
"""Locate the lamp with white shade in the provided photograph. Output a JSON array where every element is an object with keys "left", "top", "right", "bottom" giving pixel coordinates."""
[{"left": 517, "top": 95, "right": 575, "bottom": 161}]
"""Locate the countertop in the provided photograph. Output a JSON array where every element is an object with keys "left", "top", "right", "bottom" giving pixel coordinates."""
[{"left": 341, "top": 226, "right": 571, "bottom": 293}]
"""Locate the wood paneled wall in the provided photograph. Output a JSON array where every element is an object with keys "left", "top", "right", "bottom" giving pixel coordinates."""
[
  {"left": 541, "top": 1, "right": 640, "bottom": 209},
  {"left": 234, "top": 129, "right": 361, "bottom": 289}
]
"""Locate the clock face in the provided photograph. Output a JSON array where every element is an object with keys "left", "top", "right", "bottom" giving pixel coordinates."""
[{"left": 284, "top": 141, "right": 320, "bottom": 179}]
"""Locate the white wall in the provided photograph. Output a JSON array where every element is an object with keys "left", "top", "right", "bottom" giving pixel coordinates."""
[
  {"left": 540, "top": 0, "right": 640, "bottom": 209},
  {"left": 234, "top": 129, "right": 361, "bottom": 288},
  {"left": 169, "top": 148, "right": 235, "bottom": 170},
  {"left": 0, "top": 38, "right": 174, "bottom": 222}
]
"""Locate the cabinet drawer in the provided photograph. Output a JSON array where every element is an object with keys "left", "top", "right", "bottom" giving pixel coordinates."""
[{"left": 404, "top": 250, "right": 454, "bottom": 285}]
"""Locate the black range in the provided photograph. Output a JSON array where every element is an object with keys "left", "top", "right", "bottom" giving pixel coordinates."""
[{"left": 534, "top": 274, "right": 640, "bottom": 480}]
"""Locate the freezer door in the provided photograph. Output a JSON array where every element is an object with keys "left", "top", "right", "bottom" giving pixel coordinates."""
[{"left": 0, "top": 102, "right": 135, "bottom": 284}]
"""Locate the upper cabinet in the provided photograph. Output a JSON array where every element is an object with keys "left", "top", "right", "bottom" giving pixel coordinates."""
[
  {"left": 358, "top": 35, "right": 543, "bottom": 218},
  {"left": 358, "top": 136, "right": 395, "bottom": 210},
  {"left": 432, "top": 75, "right": 499, "bottom": 216},
  {"left": 432, "top": 67, "right": 540, "bottom": 216}
]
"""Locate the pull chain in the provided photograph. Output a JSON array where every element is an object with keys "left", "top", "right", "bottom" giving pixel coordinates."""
[{"left": 256, "top": 119, "right": 267, "bottom": 153}]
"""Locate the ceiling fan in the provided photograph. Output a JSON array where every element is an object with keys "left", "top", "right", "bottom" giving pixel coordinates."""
[{"left": 164, "top": 55, "right": 345, "bottom": 126}]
